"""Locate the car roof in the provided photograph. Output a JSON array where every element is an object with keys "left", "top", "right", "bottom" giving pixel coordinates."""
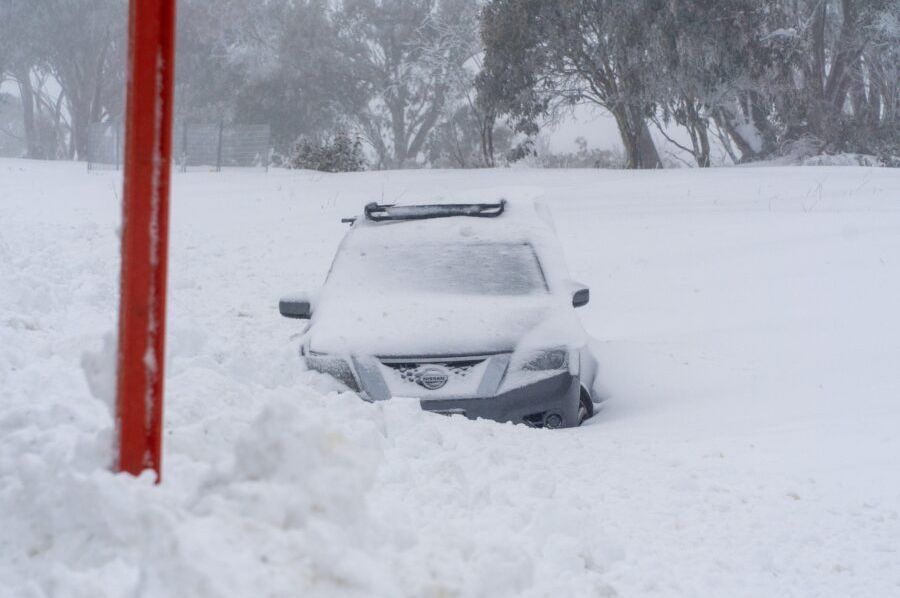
[
  {"left": 312, "top": 200, "right": 582, "bottom": 356},
  {"left": 346, "top": 199, "right": 557, "bottom": 248}
]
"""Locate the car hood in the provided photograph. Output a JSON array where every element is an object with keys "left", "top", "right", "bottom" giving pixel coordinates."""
[{"left": 308, "top": 291, "right": 582, "bottom": 357}]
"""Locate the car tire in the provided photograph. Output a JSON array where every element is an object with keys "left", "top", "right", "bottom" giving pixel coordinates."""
[{"left": 577, "top": 388, "right": 593, "bottom": 425}]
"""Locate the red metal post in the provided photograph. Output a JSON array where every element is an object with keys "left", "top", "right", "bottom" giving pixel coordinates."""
[{"left": 115, "top": 0, "right": 177, "bottom": 481}]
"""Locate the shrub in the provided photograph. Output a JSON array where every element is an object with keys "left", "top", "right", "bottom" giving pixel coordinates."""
[
  {"left": 510, "top": 135, "right": 625, "bottom": 169},
  {"left": 289, "top": 133, "right": 366, "bottom": 172}
]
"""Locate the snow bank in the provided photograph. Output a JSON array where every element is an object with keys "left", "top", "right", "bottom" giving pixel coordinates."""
[
  {"left": 2, "top": 159, "right": 900, "bottom": 597},
  {"left": 801, "top": 153, "right": 885, "bottom": 167},
  {"left": 0, "top": 386, "right": 390, "bottom": 597},
  {"left": 1, "top": 355, "right": 616, "bottom": 597}
]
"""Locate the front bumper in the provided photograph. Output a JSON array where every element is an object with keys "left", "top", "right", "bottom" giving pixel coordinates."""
[
  {"left": 305, "top": 351, "right": 582, "bottom": 428},
  {"left": 420, "top": 371, "right": 581, "bottom": 428}
]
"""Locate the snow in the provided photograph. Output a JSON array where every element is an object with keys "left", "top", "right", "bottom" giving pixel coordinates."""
[
  {"left": 802, "top": 153, "right": 885, "bottom": 167},
  {"left": 2, "top": 159, "right": 900, "bottom": 597},
  {"left": 762, "top": 27, "right": 798, "bottom": 41},
  {"left": 311, "top": 210, "right": 585, "bottom": 357}
]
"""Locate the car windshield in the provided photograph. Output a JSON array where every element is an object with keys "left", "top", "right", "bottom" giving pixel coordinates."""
[{"left": 329, "top": 241, "right": 548, "bottom": 296}]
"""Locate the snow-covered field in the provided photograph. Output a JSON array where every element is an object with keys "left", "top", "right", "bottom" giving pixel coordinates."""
[{"left": 2, "top": 159, "right": 899, "bottom": 597}]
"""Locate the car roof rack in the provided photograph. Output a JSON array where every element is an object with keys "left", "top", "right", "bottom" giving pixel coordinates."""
[{"left": 362, "top": 200, "right": 506, "bottom": 222}]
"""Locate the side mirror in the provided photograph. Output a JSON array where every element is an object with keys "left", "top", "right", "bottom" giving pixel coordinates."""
[
  {"left": 279, "top": 293, "right": 313, "bottom": 319},
  {"left": 570, "top": 283, "right": 590, "bottom": 308}
]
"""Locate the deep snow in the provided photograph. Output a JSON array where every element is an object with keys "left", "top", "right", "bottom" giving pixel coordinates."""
[{"left": 1, "top": 159, "right": 899, "bottom": 597}]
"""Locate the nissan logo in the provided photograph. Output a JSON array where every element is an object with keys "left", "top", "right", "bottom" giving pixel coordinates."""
[{"left": 417, "top": 367, "right": 449, "bottom": 390}]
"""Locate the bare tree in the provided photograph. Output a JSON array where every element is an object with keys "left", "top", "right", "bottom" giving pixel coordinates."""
[
  {"left": 1, "top": 0, "right": 46, "bottom": 158},
  {"left": 36, "top": 0, "right": 125, "bottom": 159},
  {"left": 339, "top": 0, "right": 481, "bottom": 168}
]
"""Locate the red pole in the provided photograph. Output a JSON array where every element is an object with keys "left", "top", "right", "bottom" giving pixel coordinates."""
[{"left": 116, "top": 0, "right": 177, "bottom": 481}]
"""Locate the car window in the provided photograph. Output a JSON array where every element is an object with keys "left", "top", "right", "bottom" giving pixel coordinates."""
[{"left": 328, "top": 241, "right": 548, "bottom": 296}]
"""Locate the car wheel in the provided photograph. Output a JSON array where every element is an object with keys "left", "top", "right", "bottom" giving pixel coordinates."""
[{"left": 577, "top": 388, "right": 594, "bottom": 425}]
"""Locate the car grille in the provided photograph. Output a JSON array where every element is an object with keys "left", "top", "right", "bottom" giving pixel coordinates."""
[{"left": 382, "top": 360, "right": 483, "bottom": 385}]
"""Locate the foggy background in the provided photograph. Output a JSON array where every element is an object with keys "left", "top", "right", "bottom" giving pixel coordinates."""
[{"left": 0, "top": 0, "right": 897, "bottom": 170}]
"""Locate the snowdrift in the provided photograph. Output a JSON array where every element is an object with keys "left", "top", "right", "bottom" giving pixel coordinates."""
[{"left": 2, "top": 160, "right": 899, "bottom": 597}]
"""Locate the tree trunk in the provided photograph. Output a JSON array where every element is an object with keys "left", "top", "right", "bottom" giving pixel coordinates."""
[
  {"left": 636, "top": 119, "right": 662, "bottom": 169},
  {"left": 70, "top": 102, "right": 90, "bottom": 161},
  {"left": 685, "top": 100, "right": 711, "bottom": 167},
  {"left": 390, "top": 101, "right": 408, "bottom": 168},
  {"left": 712, "top": 115, "right": 740, "bottom": 165},
  {"left": 802, "top": 0, "right": 865, "bottom": 148},
  {"left": 823, "top": 0, "right": 861, "bottom": 109},
  {"left": 16, "top": 70, "right": 41, "bottom": 159},
  {"left": 480, "top": 112, "right": 495, "bottom": 167},
  {"left": 714, "top": 107, "right": 757, "bottom": 161},
  {"left": 610, "top": 107, "right": 636, "bottom": 168},
  {"left": 406, "top": 97, "right": 444, "bottom": 163},
  {"left": 849, "top": 56, "right": 869, "bottom": 125},
  {"left": 611, "top": 104, "right": 661, "bottom": 169},
  {"left": 694, "top": 120, "right": 711, "bottom": 168},
  {"left": 714, "top": 93, "right": 777, "bottom": 163},
  {"left": 360, "top": 117, "right": 389, "bottom": 169},
  {"left": 806, "top": 0, "right": 828, "bottom": 138},
  {"left": 90, "top": 37, "right": 109, "bottom": 125},
  {"left": 747, "top": 92, "right": 777, "bottom": 156},
  {"left": 865, "top": 52, "right": 884, "bottom": 129}
]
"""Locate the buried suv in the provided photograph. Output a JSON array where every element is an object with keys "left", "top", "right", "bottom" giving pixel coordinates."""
[{"left": 280, "top": 200, "right": 602, "bottom": 428}]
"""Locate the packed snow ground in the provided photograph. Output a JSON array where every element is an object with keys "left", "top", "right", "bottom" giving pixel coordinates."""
[{"left": 1, "top": 159, "right": 899, "bottom": 597}]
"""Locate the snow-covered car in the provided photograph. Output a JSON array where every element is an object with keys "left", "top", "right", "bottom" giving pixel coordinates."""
[{"left": 279, "top": 200, "right": 602, "bottom": 428}]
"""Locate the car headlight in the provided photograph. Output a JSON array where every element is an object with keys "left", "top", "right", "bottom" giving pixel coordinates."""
[
  {"left": 306, "top": 353, "right": 360, "bottom": 391},
  {"left": 521, "top": 348, "right": 569, "bottom": 371}
]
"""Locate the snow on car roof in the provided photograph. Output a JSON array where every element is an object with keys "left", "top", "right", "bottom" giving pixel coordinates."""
[{"left": 308, "top": 199, "right": 582, "bottom": 356}]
